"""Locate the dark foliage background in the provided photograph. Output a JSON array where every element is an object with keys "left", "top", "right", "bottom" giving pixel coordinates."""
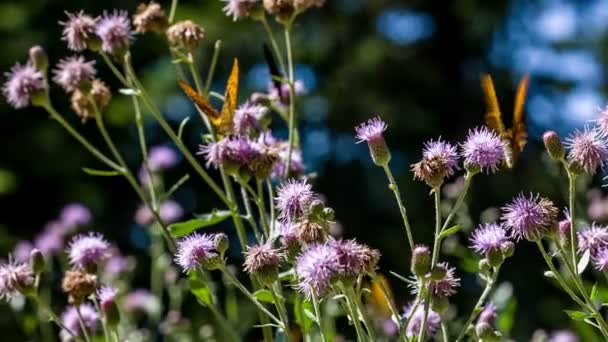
[{"left": 1, "top": 0, "right": 607, "bottom": 340}]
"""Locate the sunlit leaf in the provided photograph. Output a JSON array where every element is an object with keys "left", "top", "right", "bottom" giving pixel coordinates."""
[
  {"left": 438, "top": 225, "right": 460, "bottom": 240},
  {"left": 564, "top": 310, "right": 593, "bottom": 321},
  {"left": 168, "top": 210, "right": 232, "bottom": 237},
  {"left": 82, "top": 167, "right": 121, "bottom": 177}
]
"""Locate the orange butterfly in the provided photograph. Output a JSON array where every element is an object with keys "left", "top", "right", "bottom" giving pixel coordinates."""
[
  {"left": 178, "top": 58, "right": 239, "bottom": 135},
  {"left": 480, "top": 73, "right": 530, "bottom": 168},
  {"left": 369, "top": 274, "right": 394, "bottom": 319}
]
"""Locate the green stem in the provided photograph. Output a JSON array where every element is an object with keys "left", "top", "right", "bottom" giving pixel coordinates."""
[
  {"left": 267, "top": 180, "right": 276, "bottom": 234},
  {"left": 455, "top": 266, "right": 500, "bottom": 342},
  {"left": 371, "top": 273, "right": 401, "bottom": 332},
  {"left": 272, "top": 284, "right": 291, "bottom": 342},
  {"left": 382, "top": 165, "right": 415, "bottom": 251},
  {"left": 441, "top": 322, "right": 449, "bottom": 342},
  {"left": 536, "top": 241, "right": 586, "bottom": 308},
  {"left": 311, "top": 291, "right": 327, "bottom": 342},
  {"left": 240, "top": 184, "right": 263, "bottom": 242},
  {"left": 32, "top": 297, "right": 78, "bottom": 340},
  {"left": 204, "top": 41, "right": 222, "bottom": 95},
  {"left": 92, "top": 295, "right": 111, "bottom": 342},
  {"left": 567, "top": 170, "right": 578, "bottom": 273},
  {"left": 341, "top": 285, "right": 366, "bottom": 342},
  {"left": 259, "top": 15, "right": 287, "bottom": 76},
  {"left": 400, "top": 291, "right": 421, "bottom": 341},
  {"left": 256, "top": 180, "right": 271, "bottom": 236},
  {"left": 347, "top": 285, "right": 376, "bottom": 341},
  {"left": 100, "top": 52, "right": 129, "bottom": 86},
  {"left": 283, "top": 24, "right": 297, "bottom": 179},
  {"left": 219, "top": 266, "right": 283, "bottom": 327},
  {"left": 75, "top": 306, "right": 92, "bottom": 342},
  {"left": 168, "top": 0, "right": 178, "bottom": 23},
  {"left": 441, "top": 171, "right": 475, "bottom": 231}
]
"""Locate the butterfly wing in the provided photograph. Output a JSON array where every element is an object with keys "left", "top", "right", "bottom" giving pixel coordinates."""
[
  {"left": 178, "top": 80, "right": 221, "bottom": 122},
  {"left": 511, "top": 74, "right": 529, "bottom": 155},
  {"left": 218, "top": 58, "right": 239, "bottom": 134},
  {"left": 369, "top": 274, "right": 393, "bottom": 319},
  {"left": 481, "top": 73, "right": 506, "bottom": 136}
]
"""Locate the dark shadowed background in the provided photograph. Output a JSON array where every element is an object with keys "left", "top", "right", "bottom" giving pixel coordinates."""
[{"left": 2, "top": 0, "right": 608, "bottom": 340}]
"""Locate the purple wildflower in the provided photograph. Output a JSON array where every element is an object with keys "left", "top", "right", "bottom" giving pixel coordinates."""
[
  {"left": 52, "top": 56, "right": 96, "bottom": 92},
  {"left": 175, "top": 233, "right": 218, "bottom": 272},
  {"left": 0, "top": 260, "right": 35, "bottom": 300},
  {"left": 428, "top": 262, "right": 460, "bottom": 298},
  {"left": 329, "top": 239, "right": 380, "bottom": 276},
  {"left": 269, "top": 80, "right": 306, "bottom": 107},
  {"left": 461, "top": 126, "right": 505, "bottom": 173},
  {"left": 577, "top": 224, "right": 608, "bottom": 255},
  {"left": 60, "top": 304, "right": 99, "bottom": 341},
  {"left": 233, "top": 102, "right": 268, "bottom": 134},
  {"left": 97, "top": 286, "right": 118, "bottom": 311},
  {"left": 355, "top": 116, "right": 392, "bottom": 166},
  {"left": 244, "top": 242, "right": 282, "bottom": 285},
  {"left": 135, "top": 200, "right": 184, "bottom": 225},
  {"left": 60, "top": 203, "right": 92, "bottom": 228},
  {"left": 223, "top": 0, "right": 259, "bottom": 21},
  {"left": 67, "top": 232, "right": 111, "bottom": 269},
  {"left": 34, "top": 227, "right": 64, "bottom": 256},
  {"left": 147, "top": 145, "right": 178, "bottom": 172},
  {"left": 276, "top": 178, "right": 315, "bottom": 221},
  {"left": 3, "top": 62, "right": 46, "bottom": 109},
  {"left": 549, "top": 330, "right": 579, "bottom": 342},
  {"left": 96, "top": 11, "right": 133, "bottom": 55},
  {"left": 60, "top": 11, "right": 97, "bottom": 51},
  {"left": 565, "top": 127, "right": 608, "bottom": 174},
  {"left": 598, "top": 106, "right": 608, "bottom": 137},
  {"left": 295, "top": 244, "right": 342, "bottom": 298},
  {"left": 198, "top": 135, "right": 258, "bottom": 169},
  {"left": 592, "top": 248, "right": 608, "bottom": 272},
  {"left": 477, "top": 303, "right": 497, "bottom": 325},
  {"left": 12, "top": 241, "right": 34, "bottom": 263},
  {"left": 558, "top": 209, "right": 571, "bottom": 241},
  {"left": 103, "top": 254, "right": 134, "bottom": 276},
  {"left": 402, "top": 302, "right": 440, "bottom": 339},
  {"left": 123, "top": 289, "right": 160, "bottom": 315},
  {"left": 501, "top": 193, "right": 558, "bottom": 241},
  {"left": 412, "top": 138, "right": 459, "bottom": 187},
  {"left": 470, "top": 223, "right": 510, "bottom": 255}
]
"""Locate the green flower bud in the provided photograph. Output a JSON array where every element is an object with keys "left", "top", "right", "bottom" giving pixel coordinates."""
[
  {"left": 411, "top": 245, "right": 431, "bottom": 277},
  {"left": 30, "top": 249, "right": 45, "bottom": 275},
  {"left": 29, "top": 46, "right": 48, "bottom": 73},
  {"left": 214, "top": 233, "right": 229, "bottom": 256},
  {"left": 543, "top": 131, "right": 565, "bottom": 160},
  {"left": 487, "top": 248, "right": 504, "bottom": 267},
  {"left": 430, "top": 264, "right": 447, "bottom": 281}
]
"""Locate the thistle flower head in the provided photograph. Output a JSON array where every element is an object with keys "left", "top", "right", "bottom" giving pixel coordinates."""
[
  {"left": 70, "top": 79, "right": 111, "bottom": 123},
  {"left": 263, "top": 0, "right": 295, "bottom": 17},
  {"left": 0, "top": 260, "right": 35, "bottom": 300},
  {"left": 166, "top": 20, "right": 205, "bottom": 51},
  {"left": 577, "top": 224, "right": 608, "bottom": 255},
  {"left": 96, "top": 11, "right": 133, "bottom": 56},
  {"left": 60, "top": 304, "right": 99, "bottom": 341},
  {"left": 175, "top": 233, "right": 219, "bottom": 272},
  {"left": 402, "top": 302, "right": 441, "bottom": 339},
  {"left": 147, "top": 145, "right": 178, "bottom": 172},
  {"left": 244, "top": 242, "right": 282, "bottom": 286},
  {"left": 133, "top": 2, "right": 168, "bottom": 34},
  {"left": 426, "top": 262, "right": 460, "bottom": 298},
  {"left": 3, "top": 62, "right": 46, "bottom": 109},
  {"left": 233, "top": 102, "right": 268, "bottom": 134},
  {"left": 597, "top": 106, "right": 608, "bottom": 137},
  {"left": 60, "top": 11, "right": 97, "bottom": 51},
  {"left": 558, "top": 209, "right": 572, "bottom": 241},
  {"left": 329, "top": 239, "right": 380, "bottom": 277},
  {"left": 477, "top": 303, "right": 497, "bottom": 325},
  {"left": 295, "top": 244, "right": 342, "bottom": 298},
  {"left": 461, "top": 126, "right": 505, "bottom": 173},
  {"left": 67, "top": 233, "right": 111, "bottom": 269},
  {"left": 548, "top": 330, "right": 579, "bottom": 342},
  {"left": 123, "top": 289, "right": 160, "bottom": 315},
  {"left": 198, "top": 135, "right": 259, "bottom": 170},
  {"left": 411, "top": 244, "right": 431, "bottom": 276},
  {"left": 61, "top": 269, "right": 97, "bottom": 304},
  {"left": 501, "top": 193, "right": 558, "bottom": 241},
  {"left": 53, "top": 56, "right": 96, "bottom": 94},
  {"left": 412, "top": 138, "right": 459, "bottom": 187},
  {"left": 592, "top": 248, "right": 608, "bottom": 272},
  {"left": 565, "top": 127, "right": 608, "bottom": 174},
  {"left": 470, "top": 223, "right": 510, "bottom": 255},
  {"left": 355, "top": 117, "right": 391, "bottom": 166},
  {"left": 276, "top": 178, "right": 315, "bottom": 221},
  {"left": 97, "top": 286, "right": 118, "bottom": 311},
  {"left": 223, "top": 0, "right": 260, "bottom": 21},
  {"left": 60, "top": 203, "right": 92, "bottom": 228}
]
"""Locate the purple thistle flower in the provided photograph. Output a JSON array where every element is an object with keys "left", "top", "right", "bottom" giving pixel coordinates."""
[
  {"left": 276, "top": 178, "right": 315, "bottom": 221},
  {"left": 67, "top": 232, "right": 111, "bottom": 269},
  {"left": 124, "top": 289, "right": 160, "bottom": 315},
  {"left": 477, "top": 303, "right": 497, "bottom": 325},
  {"left": 0, "top": 260, "right": 35, "bottom": 300},
  {"left": 295, "top": 244, "right": 342, "bottom": 298},
  {"left": 592, "top": 248, "right": 608, "bottom": 272},
  {"left": 470, "top": 223, "right": 510, "bottom": 255},
  {"left": 97, "top": 286, "right": 118, "bottom": 311},
  {"left": 565, "top": 127, "right": 608, "bottom": 174},
  {"left": 461, "top": 126, "right": 505, "bottom": 173},
  {"left": 52, "top": 56, "right": 96, "bottom": 92},
  {"left": 355, "top": 116, "right": 391, "bottom": 166},
  {"left": 402, "top": 302, "right": 441, "bottom": 339},
  {"left": 175, "top": 233, "right": 218, "bottom": 272},
  {"left": 329, "top": 239, "right": 381, "bottom": 276},
  {"left": 135, "top": 201, "right": 184, "bottom": 225},
  {"left": 269, "top": 80, "right": 306, "bottom": 107},
  {"left": 60, "top": 11, "right": 97, "bottom": 51},
  {"left": 549, "top": 330, "right": 579, "bottom": 342},
  {"left": 501, "top": 193, "right": 558, "bottom": 241},
  {"left": 103, "top": 252, "right": 134, "bottom": 276},
  {"left": 597, "top": 106, "right": 608, "bottom": 137},
  {"left": 260, "top": 131, "right": 305, "bottom": 179},
  {"left": 558, "top": 209, "right": 572, "bottom": 241},
  {"left": 428, "top": 262, "right": 460, "bottom": 298},
  {"left": 422, "top": 138, "right": 459, "bottom": 174},
  {"left": 577, "top": 224, "right": 608, "bottom": 255},
  {"left": 233, "top": 102, "right": 268, "bottom": 134},
  {"left": 60, "top": 303, "right": 99, "bottom": 340},
  {"left": 3, "top": 62, "right": 46, "bottom": 109},
  {"left": 12, "top": 241, "right": 34, "bottom": 263},
  {"left": 198, "top": 135, "right": 258, "bottom": 169},
  {"left": 223, "top": 0, "right": 259, "bottom": 21},
  {"left": 244, "top": 242, "right": 282, "bottom": 285},
  {"left": 34, "top": 226, "right": 64, "bottom": 256},
  {"left": 96, "top": 11, "right": 133, "bottom": 56},
  {"left": 60, "top": 203, "right": 92, "bottom": 229},
  {"left": 147, "top": 145, "right": 178, "bottom": 172}
]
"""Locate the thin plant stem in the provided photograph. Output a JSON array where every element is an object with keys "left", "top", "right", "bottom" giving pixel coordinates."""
[
  {"left": 441, "top": 171, "right": 475, "bottom": 231},
  {"left": 91, "top": 294, "right": 111, "bottom": 342},
  {"left": 283, "top": 23, "right": 297, "bottom": 179},
  {"left": 347, "top": 285, "right": 376, "bottom": 341},
  {"left": 400, "top": 291, "right": 422, "bottom": 341},
  {"left": 271, "top": 284, "right": 291, "bottom": 342},
  {"left": 204, "top": 41, "right": 222, "bottom": 95},
  {"left": 536, "top": 241, "right": 586, "bottom": 308},
  {"left": 187, "top": 52, "right": 205, "bottom": 95},
  {"left": 567, "top": 170, "right": 578, "bottom": 273},
  {"left": 257, "top": 180, "right": 271, "bottom": 236},
  {"left": 382, "top": 165, "right": 415, "bottom": 251},
  {"left": 32, "top": 297, "right": 78, "bottom": 339},
  {"left": 340, "top": 284, "right": 366, "bottom": 342},
  {"left": 240, "top": 184, "right": 263, "bottom": 242},
  {"left": 100, "top": 52, "right": 129, "bottom": 86},
  {"left": 371, "top": 273, "right": 401, "bottom": 331},
  {"left": 219, "top": 266, "right": 283, "bottom": 327},
  {"left": 259, "top": 15, "right": 287, "bottom": 76},
  {"left": 168, "top": 0, "right": 178, "bottom": 23},
  {"left": 441, "top": 322, "right": 449, "bottom": 342},
  {"left": 455, "top": 265, "right": 501, "bottom": 342},
  {"left": 311, "top": 291, "right": 327, "bottom": 342},
  {"left": 267, "top": 179, "right": 276, "bottom": 234},
  {"left": 75, "top": 306, "right": 92, "bottom": 342}
]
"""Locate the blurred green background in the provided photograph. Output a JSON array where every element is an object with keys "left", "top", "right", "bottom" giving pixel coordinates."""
[{"left": 2, "top": 0, "right": 608, "bottom": 340}]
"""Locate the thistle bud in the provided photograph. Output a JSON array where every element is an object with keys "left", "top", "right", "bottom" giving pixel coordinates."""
[
  {"left": 355, "top": 117, "right": 392, "bottom": 166},
  {"left": 501, "top": 241, "right": 515, "bottom": 259},
  {"left": 475, "top": 322, "right": 499, "bottom": 341},
  {"left": 213, "top": 233, "right": 229, "bottom": 256},
  {"left": 309, "top": 199, "right": 325, "bottom": 217},
  {"left": 430, "top": 264, "right": 447, "bottom": 281},
  {"left": 166, "top": 20, "right": 205, "bottom": 51},
  {"left": 244, "top": 242, "right": 282, "bottom": 287},
  {"left": 133, "top": 2, "right": 168, "bottom": 34},
  {"left": 568, "top": 160, "right": 584, "bottom": 175},
  {"left": 98, "top": 287, "right": 120, "bottom": 327},
  {"left": 29, "top": 45, "right": 48, "bottom": 73},
  {"left": 30, "top": 248, "right": 45, "bottom": 275},
  {"left": 105, "top": 301, "right": 121, "bottom": 327},
  {"left": 487, "top": 248, "right": 504, "bottom": 267},
  {"left": 543, "top": 131, "right": 565, "bottom": 160},
  {"left": 411, "top": 245, "right": 431, "bottom": 277},
  {"left": 478, "top": 259, "right": 491, "bottom": 275},
  {"left": 322, "top": 207, "right": 335, "bottom": 221}
]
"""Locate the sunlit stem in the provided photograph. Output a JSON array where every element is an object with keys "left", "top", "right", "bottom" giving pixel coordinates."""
[
  {"left": 258, "top": 14, "right": 287, "bottom": 75},
  {"left": 339, "top": 282, "right": 367, "bottom": 342},
  {"left": 91, "top": 294, "right": 111, "bottom": 342},
  {"left": 381, "top": 164, "right": 415, "bottom": 252},
  {"left": 310, "top": 290, "right": 327, "bottom": 342},
  {"left": 283, "top": 21, "right": 297, "bottom": 179},
  {"left": 271, "top": 283, "right": 291, "bottom": 342},
  {"left": 75, "top": 305, "right": 92, "bottom": 342},
  {"left": 168, "top": 0, "right": 178, "bottom": 23},
  {"left": 204, "top": 41, "right": 222, "bottom": 95}
]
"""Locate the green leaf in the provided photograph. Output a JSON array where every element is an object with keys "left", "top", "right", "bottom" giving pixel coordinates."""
[
  {"left": 189, "top": 272, "right": 212, "bottom": 306},
  {"left": 168, "top": 210, "right": 232, "bottom": 237},
  {"left": 253, "top": 289, "right": 275, "bottom": 304},
  {"left": 564, "top": 310, "right": 593, "bottom": 321},
  {"left": 294, "top": 296, "right": 314, "bottom": 332},
  {"left": 438, "top": 225, "right": 461, "bottom": 240},
  {"left": 161, "top": 174, "right": 190, "bottom": 202},
  {"left": 578, "top": 249, "right": 591, "bottom": 275},
  {"left": 82, "top": 167, "right": 121, "bottom": 177},
  {"left": 304, "top": 308, "right": 318, "bottom": 323},
  {"left": 591, "top": 283, "right": 599, "bottom": 301}
]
